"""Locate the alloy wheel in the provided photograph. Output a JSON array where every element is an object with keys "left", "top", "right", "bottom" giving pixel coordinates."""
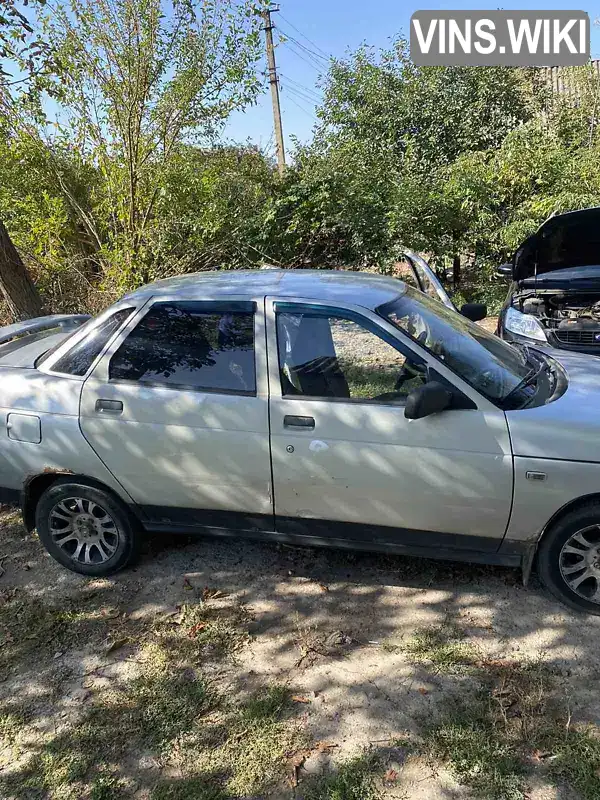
[
  {"left": 559, "top": 525, "right": 600, "bottom": 604},
  {"left": 48, "top": 497, "right": 119, "bottom": 566}
]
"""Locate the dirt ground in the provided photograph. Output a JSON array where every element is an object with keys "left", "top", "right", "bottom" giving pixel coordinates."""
[{"left": 1, "top": 502, "right": 600, "bottom": 800}]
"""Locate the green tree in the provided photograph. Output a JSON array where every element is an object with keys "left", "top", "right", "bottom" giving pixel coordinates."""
[
  {"left": 0, "top": 1, "right": 51, "bottom": 318},
  {"left": 3, "top": 0, "right": 267, "bottom": 295},
  {"left": 272, "top": 37, "right": 534, "bottom": 278}
]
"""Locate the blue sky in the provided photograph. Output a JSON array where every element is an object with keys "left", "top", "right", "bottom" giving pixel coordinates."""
[{"left": 224, "top": 0, "right": 600, "bottom": 154}]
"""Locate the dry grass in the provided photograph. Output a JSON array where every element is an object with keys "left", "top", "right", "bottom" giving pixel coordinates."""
[
  {"left": 402, "top": 623, "right": 600, "bottom": 800},
  {"left": 0, "top": 589, "right": 304, "bottom": 799}
]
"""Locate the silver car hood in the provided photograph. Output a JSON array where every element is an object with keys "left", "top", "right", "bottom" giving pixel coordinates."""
[{"left": 506, "top": 350, "right": 600, "bottom": 463}]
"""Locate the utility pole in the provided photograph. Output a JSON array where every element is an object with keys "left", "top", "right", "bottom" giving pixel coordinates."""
[{"left": 262, "top": 4, "right": 286, "bottom": 175}]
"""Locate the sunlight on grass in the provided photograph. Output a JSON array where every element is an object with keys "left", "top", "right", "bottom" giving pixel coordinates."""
[
  {"left": 301, "top": 751, "right": 382, "bottom": 800},
  {"left": 0, "top": 591, "right": 302, "bottom": 799},
  {"left": 423, "top": 653, "right": 600, "bottom": 800},
  {"left": 403, "top": 622, "right": 480, "bottom": 672}
]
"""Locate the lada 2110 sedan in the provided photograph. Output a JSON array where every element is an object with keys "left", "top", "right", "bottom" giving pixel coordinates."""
[{"left": 1, "top": 270, "right": 600, "bottom": 614}]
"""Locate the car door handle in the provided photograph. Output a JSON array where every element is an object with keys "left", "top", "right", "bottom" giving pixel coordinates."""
[
  {"left": 284, "top": 415, "right": 315, "bottom": 429},
  {"left": 95, "top": 399, "right": 123, "bottom": 414}
]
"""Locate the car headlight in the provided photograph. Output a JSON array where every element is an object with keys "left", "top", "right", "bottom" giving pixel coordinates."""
[{"left": 504, "top": 306, "right": 547, "bottom": 342}]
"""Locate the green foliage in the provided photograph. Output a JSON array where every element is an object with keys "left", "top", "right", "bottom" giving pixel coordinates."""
[
  {"left": 0, "top": 0, "right": 269, "bottom": 314},
  {"left": 2, "top": 18, "right": 600, "bottom": 316}
]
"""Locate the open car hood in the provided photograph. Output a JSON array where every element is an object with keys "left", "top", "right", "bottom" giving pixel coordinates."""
[{"left": 513, "top": 207, "right": 600, "bottom": 283}]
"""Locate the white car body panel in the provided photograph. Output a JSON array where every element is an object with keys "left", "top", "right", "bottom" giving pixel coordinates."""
[
  {"left": 0, "top": 370, "right": 131, "bottom": 499},
  {"left": 506, "top": 351, "right": 600, "bottom": 462},
  {"left": 78, "top": 294, "right": 273, "bottom": 522},
  {"left": 265, "top": 297, "right": 513, "bottom": 542},
  {"left": 506, "top": 457, "right": 600, "bottom": 543}
]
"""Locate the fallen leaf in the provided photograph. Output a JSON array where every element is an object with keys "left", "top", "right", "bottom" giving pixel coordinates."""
[
  {"left": 384, "top": 768, "right": 398, "bottom": 783},
  {"left": 100, "top": 607, "right": 120, "bottom": 619},
  {"left": 315, "top": 741, "right": 338, "bottom": 753},
  {"left": 104, "top": 638, "right": 128, "bottom": 655},
  {"left": 202, "top": 587, "right": 227, "bottom": 600},
  {"left": 290, "top": 751, "right": 308, "bottom": 768},
  {"left": 291, "top": 695, "right": 311, "bottom": 704},
  {"left": 187, "top": 622, "right": 207, "bottom": 639},
  {"left": 531, "top": 749, "right": 552, "bottom": 764}
]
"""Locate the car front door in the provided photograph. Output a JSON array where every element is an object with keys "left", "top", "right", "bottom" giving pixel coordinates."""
[
  {"left": 80, "top": 297, "right": 273, "bottom": 532},
  {"left": 266, "top": 298, "right": 513, "bottom": 552}
]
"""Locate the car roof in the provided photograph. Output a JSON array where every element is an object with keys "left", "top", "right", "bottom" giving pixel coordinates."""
[{"left": 122, "top": 269, "right": 405, "bottom": 310}]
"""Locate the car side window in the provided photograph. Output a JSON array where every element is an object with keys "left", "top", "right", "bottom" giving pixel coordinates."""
[
  {"left": 109, "top": 301, "right": 256, "bottom": 394},
  {"left": 276, "top": 310, "right": 427, "bottom": 402},
  {"left": 50, "top": 308, "right": 134, "bottom": 376}
]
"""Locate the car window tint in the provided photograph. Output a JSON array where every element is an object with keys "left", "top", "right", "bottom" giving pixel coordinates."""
[
  {"left": 109, "top": 302, "right": 256, "bottom": 394},
  {"left": 51, "top": 308, "right": 134, "bottom": 376},
  {"left": 277, "top": 311, "right": 426, "bottom": 402}
]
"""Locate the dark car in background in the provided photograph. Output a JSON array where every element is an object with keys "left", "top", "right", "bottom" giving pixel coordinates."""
[{"left": 496, "top": 208, "right": 600, "bottom": 354}]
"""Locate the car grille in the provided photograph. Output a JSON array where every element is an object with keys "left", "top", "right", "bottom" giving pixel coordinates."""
[{"left": 554, "top": 329, "right": 600, "bottom": 346}]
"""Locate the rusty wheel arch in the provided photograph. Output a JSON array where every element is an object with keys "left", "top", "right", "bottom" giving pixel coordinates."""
[{"left": 21, "top": 470, "right": 140, "bottom": 532}]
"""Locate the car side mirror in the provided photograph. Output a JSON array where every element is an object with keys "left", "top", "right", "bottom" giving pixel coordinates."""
[
  {"left": 404, "top": 381, "right": 453, "bottom": 420},
  {"left": 460, "top": 302, "right": 487, "bottom": 322},
  {"left": 497, "top": 263, "right": 513, "bottom": 278}
]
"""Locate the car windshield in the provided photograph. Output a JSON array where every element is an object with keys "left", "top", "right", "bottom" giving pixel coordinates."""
[{"left": 378, "top": 287, "right": 535, "bottom": 404}]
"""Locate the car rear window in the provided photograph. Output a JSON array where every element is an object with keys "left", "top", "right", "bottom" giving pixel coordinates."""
[
  {"left": 109, "top": 301, "right": 256, "bottom": 394},
  {"left": 48, "top": 309, "right": 134, "bottom": 376}
]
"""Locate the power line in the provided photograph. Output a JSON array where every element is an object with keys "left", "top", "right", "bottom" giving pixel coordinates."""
[
  {"left": 278, "top": 28, "right": 329, "bottom": 65},
  {"left": 280, "top": 40, "right": 325, "bottom": 73},
  {"left": 278, "top": 12, "right": 329, "bottom": 58},
  {"left": 279, "top": 73, "right": 322, "bottom": 102},
  {"left": 283, "top": 94, "right": 318, "bottom": 121},
  {"left": 283, "top": 83, "right": 321, "bottom": 107}
]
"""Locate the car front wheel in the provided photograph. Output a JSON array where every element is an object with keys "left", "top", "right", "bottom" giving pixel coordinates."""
[
  {"left": 538, "top": 501, "right": 600, "bottom": 615},
  {"left": 35, "top": 480, "right": 141, "bottom": 576}
]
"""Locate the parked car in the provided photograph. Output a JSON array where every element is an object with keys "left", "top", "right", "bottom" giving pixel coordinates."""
[
  {"left": 3, "top": 270, "right": 600, "bottom": 613},
  {"left": 497, "top": 207, "right": 600, "bottom": 353}
]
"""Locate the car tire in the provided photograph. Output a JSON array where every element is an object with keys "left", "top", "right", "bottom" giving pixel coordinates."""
[
  {"left": 35, "top": 479, "right": 142, "bottom": 576},
  {"left": 538, "top": 501, "right": 600, "bottom": 615}
]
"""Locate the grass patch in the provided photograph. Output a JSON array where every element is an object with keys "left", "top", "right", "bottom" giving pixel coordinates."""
[
  {"left": 428, "top": 709, "right": 524, "bottom": 799},
  {"left": 548, "top": 727, "right": 600, "bottom": 800},
  {"left": 0, "top": 593, "right": 302, "bottom": 800},
  {"left": 151, "top": 776, "right": 228, "bottom": 800},
  {"left": 89, "top": 775, "right": 131, "bottom": 799},
  {"left": 403, "top": 622, "right": 480, "bottom": 672},
  {"left": 423, "top": 655, "right": 600, "bottom": 800},
  {"left": 174, "top": 685, "right": 302, "bottom": 798},
  {"left": 0, "top": 700, "right": 32, "bottom": 747},
  {"left": 0, "top": 591, "right": 128, "bottom": 678},
  {"left": 301, "top": 751, "right": 382, "bottom": 800}
]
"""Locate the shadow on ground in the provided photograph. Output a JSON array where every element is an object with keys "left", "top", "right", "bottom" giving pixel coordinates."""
[{"left": 0, "top": 509, "right": 598, "bottom": 799}]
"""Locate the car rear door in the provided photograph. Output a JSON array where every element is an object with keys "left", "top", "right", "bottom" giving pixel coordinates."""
[
  {"left": 79, "top": 296, "right": 274, "bottom": 532},
  {"left": 266, "top": 297, "right": 513, "bottom": 552}
]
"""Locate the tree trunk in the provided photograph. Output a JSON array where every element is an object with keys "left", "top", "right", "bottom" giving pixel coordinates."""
[
  {"left": 0, "top": 219, "right": 44, "bottom": 321},
  {"left": 452, "top": 254, "right": 461, "bottom": 290}
]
